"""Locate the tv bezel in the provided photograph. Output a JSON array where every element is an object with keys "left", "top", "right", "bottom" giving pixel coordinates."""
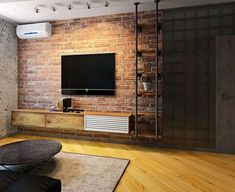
[{"left": 61, "top": 53, "right": 115, "bottom": 96}]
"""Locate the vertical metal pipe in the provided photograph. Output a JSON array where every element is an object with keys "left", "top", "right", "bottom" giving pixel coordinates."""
[
  {"left": 155, "top": 0, "right": 159, "bottom": 140},
  {"left": 134, "top": 2, "right": 139, "bottom": 138}
]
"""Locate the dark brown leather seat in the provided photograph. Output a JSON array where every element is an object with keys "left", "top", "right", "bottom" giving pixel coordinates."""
[{"left": 0, "top": 170, "right": 61, "bottom": 192}]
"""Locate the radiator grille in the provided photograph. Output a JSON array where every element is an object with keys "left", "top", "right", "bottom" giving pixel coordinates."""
[{"left": 84, "top": 115, "right": 129, "bottom": 134}]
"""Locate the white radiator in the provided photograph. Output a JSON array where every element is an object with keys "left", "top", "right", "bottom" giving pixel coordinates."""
[{"left": 84, "top": 115, "right": 129, "bottom": 134}]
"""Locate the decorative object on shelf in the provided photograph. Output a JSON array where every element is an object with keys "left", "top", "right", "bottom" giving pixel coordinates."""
[
  {"left": 49, "top": 105, "right": 57, "bottom": 112},
  {"left": 62, "top": 98, "right": 72, "bottom": 112},
  {"left": 142, "top": 75, "right": 152, "bottom": 91}
]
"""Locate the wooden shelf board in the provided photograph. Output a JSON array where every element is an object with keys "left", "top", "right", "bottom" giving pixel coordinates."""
[
  {"left": 138, "top": 23, "right": 156, "bottom": 29},
  {"left": 85, "top": 111, "right": 132, "bottom": 117},
  {"left": 138, "top": 112, "right": 156, "bottom": 116},
  {"left": 138, "top": 129, "right": 156, "bottom": 138},
  {"left": 138, "top": 91, "right": 155, "bottom": 97},
  {"left": 140, "top": 49, "right": 156, "bottom": 54},
  {"left": 139, "top": 72, "right": 155, "bottom": 75},
  {"left": 13, "top": 109, "right": 132, "bottom": 117}
]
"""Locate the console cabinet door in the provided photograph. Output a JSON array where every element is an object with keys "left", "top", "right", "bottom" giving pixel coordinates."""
[
  {"left": 46, "top": 114, "right": 84, "bottom": 130},
  {"left": 216, "top": 35, "right": 235, "bottom": 153},
  {"left": 12, "top": 112, "right": 45, "bottom": 128}
]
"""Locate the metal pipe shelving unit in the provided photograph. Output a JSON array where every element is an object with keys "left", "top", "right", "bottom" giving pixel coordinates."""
[{"left": 134, "top": 0, "right": 162, "bottom": 140}]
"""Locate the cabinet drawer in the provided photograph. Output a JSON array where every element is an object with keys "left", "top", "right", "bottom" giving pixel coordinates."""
[
  {"left": 12, "top": 112, "right": 45, "bottom": 128},
  {"left": 46, "top": 114, "right": 84, "bottom": 130}
]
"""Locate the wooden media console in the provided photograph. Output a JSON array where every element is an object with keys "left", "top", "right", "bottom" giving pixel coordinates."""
[{"left": 11, "top": 109, "right": 132, "bottom": 134}]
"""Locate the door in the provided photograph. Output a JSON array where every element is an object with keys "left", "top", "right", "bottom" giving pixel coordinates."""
[{"left": 216, "top": 35, "right": 235, "bottom": 154}]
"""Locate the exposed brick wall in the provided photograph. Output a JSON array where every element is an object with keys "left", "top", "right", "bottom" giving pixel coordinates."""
[{"left": 18, "top": 11, "right": 160, "bottom": 116}]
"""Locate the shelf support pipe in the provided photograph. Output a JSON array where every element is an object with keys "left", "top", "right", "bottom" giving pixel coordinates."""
[
  {"left": 134, "top": 2, "right": 140, "bottom": 138},
  {"left": 155, "top": 0, "right": 160, "bottom": 140}
]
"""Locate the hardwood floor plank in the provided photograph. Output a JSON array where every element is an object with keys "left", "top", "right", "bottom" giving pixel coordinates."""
[{"left": 0, "top": 134, "right": 234, "bottom": 192}]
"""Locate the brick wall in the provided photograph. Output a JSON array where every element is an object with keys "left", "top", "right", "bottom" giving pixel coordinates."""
[{"left": 18, "top": 11, "right": 159, "bottom": 116}]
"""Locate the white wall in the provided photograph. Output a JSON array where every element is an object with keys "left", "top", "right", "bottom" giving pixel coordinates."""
[{"left": 0, "top": 19, "right": 18, "bottom": 137}]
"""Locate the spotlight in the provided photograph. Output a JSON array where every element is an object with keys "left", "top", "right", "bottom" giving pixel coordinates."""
[
  {"left": 52, "top": 6, "right": 57, "bottom": 11},
  {"left": 34, "top": 7, "right": 39, "bottom": 13},
  {"left": 67, "top": 4, "right": 72, "bottom": 10},
  {"left": 104, "top": 0, "right": 109, "bottom": 7},
  {"left": 86, "top": 3, "right": 91, "bottom": 9}
]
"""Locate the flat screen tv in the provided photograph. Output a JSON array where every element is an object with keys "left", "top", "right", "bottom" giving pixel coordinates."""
[{"left": 61, "top": 53, "right": 115, "bottom": 95}]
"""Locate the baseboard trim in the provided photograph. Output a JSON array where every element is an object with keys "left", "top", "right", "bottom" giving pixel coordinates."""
[
  {"left": 0, "top": 131, "right": 18, "bottom": 139},
  {"left": 15, "top": 130, "right": 217, "bottom": 153}
]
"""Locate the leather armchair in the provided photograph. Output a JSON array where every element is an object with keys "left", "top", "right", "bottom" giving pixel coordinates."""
[{"left": 0, "top": 170, "right": 61, "bottom": 192}]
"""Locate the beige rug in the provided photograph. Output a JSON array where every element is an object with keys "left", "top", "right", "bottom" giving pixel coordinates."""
[{"left": 29, "top": 152, "right": 130, "bottom": 192}]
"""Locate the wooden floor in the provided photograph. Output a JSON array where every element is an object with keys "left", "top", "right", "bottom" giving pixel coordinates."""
[{"left": 1, "top": 134, "right": 235, "bottom": 192}]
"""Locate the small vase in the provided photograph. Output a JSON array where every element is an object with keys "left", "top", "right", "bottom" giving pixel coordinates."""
[{"left": 143, "top": 82, "right": 151, "bottom": 91}]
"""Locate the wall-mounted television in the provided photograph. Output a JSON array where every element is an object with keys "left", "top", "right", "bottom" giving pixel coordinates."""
[{"left": 61, "top": 53, "right": 115, "bottom": 95}]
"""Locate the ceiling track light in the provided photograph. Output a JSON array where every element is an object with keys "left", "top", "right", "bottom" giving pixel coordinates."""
[
  {"left": 34, "top": 7, "right": 39, "bottom": 13},
  {"left": 104, "top": 0, "right": 109, "bottom": 7},
  {"left": 86, "top": 3, "right": 91, "bottom": 9},
  {"left": 52, "top": 6, "right": 57, "bottom": 11},
  {"left": 67, "top": 4, "right": 72, "bottom": 10}
]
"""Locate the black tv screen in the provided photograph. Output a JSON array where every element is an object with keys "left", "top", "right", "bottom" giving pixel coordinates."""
[{"left": 61, "top": 53, "right": 115, "bottom": 95}]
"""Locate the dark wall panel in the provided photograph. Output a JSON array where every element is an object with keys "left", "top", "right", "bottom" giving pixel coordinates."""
[{"left": 162, "top": 3, "right": 235, "bottom": 148}]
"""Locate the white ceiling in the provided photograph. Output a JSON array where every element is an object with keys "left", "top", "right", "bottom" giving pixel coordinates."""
[{"left": 0, "top": 0, "right": 235, "bottom": 24}]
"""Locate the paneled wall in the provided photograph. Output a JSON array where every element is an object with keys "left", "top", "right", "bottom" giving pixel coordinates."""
[
  {"left": 0, "top": 19, "right": 18, "bottom": 137},
  {"left": 163, "top": 2, "right": 235, "bottom": 148}
]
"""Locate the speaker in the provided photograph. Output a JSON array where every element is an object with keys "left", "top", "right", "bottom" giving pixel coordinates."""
[{"left": 63, "top": 98, "right": 72, "bottom": 112}]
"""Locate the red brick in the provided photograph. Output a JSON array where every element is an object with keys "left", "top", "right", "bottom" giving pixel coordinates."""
[{"left": 18, "top": 10, "right": 163, "bottom": 136}]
